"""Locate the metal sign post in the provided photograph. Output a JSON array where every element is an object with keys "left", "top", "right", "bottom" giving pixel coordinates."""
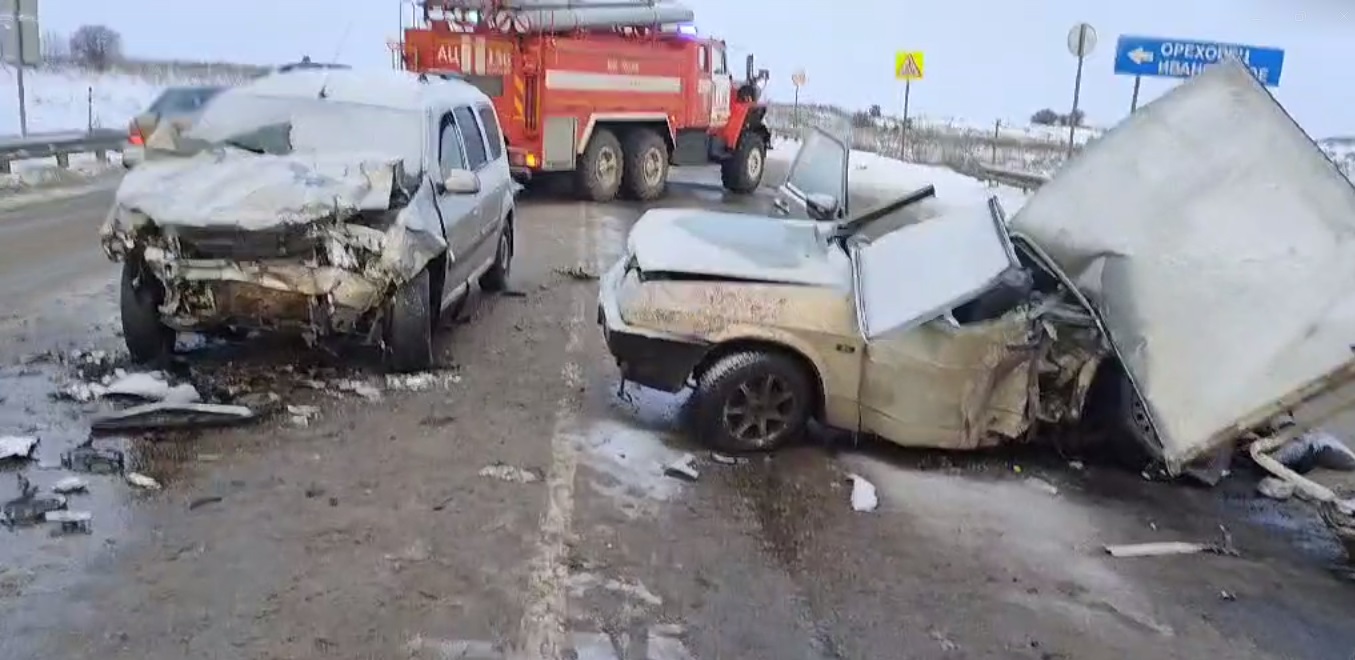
[
  {"left": 893, "top": 51, "right": 924, "bottom": 156},
  {"left": 791, "top": 69, "right": 806, "bottom": 129},
  {"left": 1065, "top": 23, "right": 1096, "bottom": 159},
  {"left": 1, "top": 0, "right": 38, "bottom": 136}
]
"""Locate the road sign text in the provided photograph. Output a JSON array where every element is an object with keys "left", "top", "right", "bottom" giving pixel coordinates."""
[{"left": 1113, "top": 35, "right": 1284, "bottom": 87}]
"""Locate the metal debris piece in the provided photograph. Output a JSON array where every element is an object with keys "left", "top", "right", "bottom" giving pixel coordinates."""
[
  {"left": 1273, "top": 429, "right": 1355, "bottom": 473},
  {"left": 709, "top": 452, "right": 745, "bottom": 466},
  {"left": 287, "top": 404, "right": 320, "bottom": 428},
  {"left": 333, "top": 379, "right": 382, "bottom": 401},
  {"left": 555, "top": 265, "right": 599, "bottom": 280},
  {"left": 1257, "top": 476, "right": 1296, "bottom": 501},
  {"left": 848, "top": 473, "right": 878, "bottom": 512},
  {"left": 102, "top": 371, "right": 202, "bottom": 404},
  {"left": 2, "top": 476, "right": 67, "bottom": 527},
  {"left": 1025, "top": 478, "right": 1060, "bottom": 496},
  {"left": 188, "top": 495, "right": 223, "bottom": 510},
  {"left": 1104, "top": 542, "right": 1211, "bottom": 558},
  {"left": 44, "top": 510, "right": 93, "bottom": 534},
  {"left": 478, "top": 463, "right": 541, "bottom": 483},
  {"left": 0, "top": 436, "right": 38, "bottom": 462},
  {"left": 51, "top": 476, "right": 89, "bottom": 494},
  {"left": 663, "top": 454, "right": 699, "bottom": 482},
  {"left": 385, "top": 372, "right": 461, "bottom": 391},
  {"left": 91, "top": 402, "right": 258, "bottom": 433},
  {"left": 126, "top": 472, "right": 162, "bottom": 490},
  {"left": 62, "top": 444, "right": 125, "bottom": 474}
]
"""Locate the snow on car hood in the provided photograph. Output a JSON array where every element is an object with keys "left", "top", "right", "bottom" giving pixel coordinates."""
[
  {"left": 627, "top": 208, "right": 848, "bottom": 287},
  {"left": 1011, "top": 61, "right": 1355, "bottom": 473},
  {"left": 111, "top": 148, "right": 401, "bottom": 230}
]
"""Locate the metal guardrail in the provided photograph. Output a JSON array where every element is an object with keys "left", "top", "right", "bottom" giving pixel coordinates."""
[
  {"left": 0, "top": 129, "right": 126, "bottom": 174},
  {"left": 971, "top": 164, "right": 1050, "bottom": 192}
]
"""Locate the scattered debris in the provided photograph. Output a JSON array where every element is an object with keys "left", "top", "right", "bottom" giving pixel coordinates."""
[
  {"left": 709, "top": 452, "right": 745, "bottom": 466},
  {"left": 1273, "top": 429, "right": 1355, "bottom": 473},
  {"left": 125, "top": 472, "right": 162, "bottom": 490},
  {"left": 501, "top": 289, "right": 528, "bottom": 298},
  {"left": 304, "top": 484, "right": 326, "bottom": 498},
  {"left": 1105, "top": 542, "right": 1212, "bottom": 558},
  {"left": 848, "top": 473, "right": 879, "bottom": 512},
  {"left": 1219, "top": 590, "right": 1236, "bottom": 601},
  {"left": 2, "top": 476, "right": 67, "bottom": 526},
  {"left": 62, "top": 444, "right": 125, "bottom": 474},
  {"left": 0, "top": 435, "right": 38, "bottom": 462},
  {"left": 1257, "top": 476, "right": 1297, "bottom": 501},
  {"left": 101, "top": 371, "right": 201, "bottom": 404},
  {"left": 385, "top": 372, "right": 461, "bottom": 391},
  {"left": 1025, "top": 477, "right": 1060, "bottom": 496},
  {"left": 286, "top": 404, "right": 320, "bottom": 428},
  {"left": 51, "top": 476, "right": 89, "bottom": 495},
  {"left": 188, "top": 495, "right": 223, "bottom": 510},
  {"left": 555, "top": 265, "right": 599, "bottom": 280},
  {"left": 928, "top": 628, "right": 959, "bottom": 652},
  {"left": 1068, "top": 460, "right": 1085, "bottom": 471},
  {"left": 478, "top": 463, "right": 541, "bottom": 483},
  {"left": 91, "top": 402, "right": 258, "bottom": 432},
  {"left": 1183, "top": 444, "right": 1234, "bottom": 486},
  {"left": 333, "top": 379, "right": 383, "bottom": 401},
  {"left": 663, "top": 453, "right": 700, "bottom": 481},
  {"left": 44, "top": 510, "right": 92, "bottom": 534}
]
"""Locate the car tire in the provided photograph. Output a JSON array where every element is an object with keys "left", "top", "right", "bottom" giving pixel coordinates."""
[
  {"left": 692, "top": 350, "right": 813, "bottom": 453},
  {"left": 721, "top": 131, "right": 766, "bottom": 194},
  {"left": 119, "top": 259, "right": 174, "bottom": 364},
  {"left": 478, "top": 221, "right": 513, "bottom": 293},
  {"left": 385, "top": 266, "right": 434, "bottom": 373},
  {"left": 621, "top": 128, "right": 669, "bottom": 201},
  {"left": 575, "top": 128, "right": 623, "bottom": 202},
  {"left": 1114, "top": 371, "right": 1159, "bottom": 470}
]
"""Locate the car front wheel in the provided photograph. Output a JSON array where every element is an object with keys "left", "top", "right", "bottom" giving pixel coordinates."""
[
  {"left": 692, "top": 350, "right": 813, "bottom": 452},
  {"left": 119, "top": 259, "right": 174, "bottom": 364},
  {"left": 478, "top": 222, "right": 513, "bottom": 293},
  {"left": 385, "top": 266, "right": 434, "bottom": 373}
]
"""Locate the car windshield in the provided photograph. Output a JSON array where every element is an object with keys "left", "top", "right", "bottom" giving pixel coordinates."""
[
  {"left": 184, "top": 91, "right": 425, "bottom": 165},
  {"left": 148, "top": 87, "right": 224, "bottom": 115}
]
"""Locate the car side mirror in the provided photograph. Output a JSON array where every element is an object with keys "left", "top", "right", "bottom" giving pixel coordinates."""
[
  {"left": 441, "top": 169, "right": 480, "bottom": 195},
  {"left": 806, "top": 192, "right": 839, "bottom": 222}
]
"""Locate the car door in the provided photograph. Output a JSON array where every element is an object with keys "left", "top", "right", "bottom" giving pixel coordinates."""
[
  {"left": 852, "top": 200, "right": 1040, "bottom": 449},
  {"left": 450, "top": 105, "right": 503, "bottom": 279},
  {"left": 475, "top": 102, "right": 513, "bottom": 249},
  {"left": 772, "top": 127, "right": 849, "bottom": 221},
  {"left": 435, "top": 108, "right": 485, "bottom": 296}
]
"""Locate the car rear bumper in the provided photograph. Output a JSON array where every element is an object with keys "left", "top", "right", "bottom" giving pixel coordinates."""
[{"left": 596, "top": 257, "right": 708, "bottom": 393}]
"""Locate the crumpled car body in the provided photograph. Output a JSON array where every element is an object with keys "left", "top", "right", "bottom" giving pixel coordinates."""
[
  {"left": 598, "top": 60, "right": 1355, "bottom": 474},
  {"left": 101, "top": 69, "right": 516, "bottom": 356}
]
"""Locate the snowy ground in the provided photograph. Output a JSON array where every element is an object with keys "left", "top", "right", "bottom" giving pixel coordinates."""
[{"left": 1, "top": 152, "right": 124, "bottom": 193}]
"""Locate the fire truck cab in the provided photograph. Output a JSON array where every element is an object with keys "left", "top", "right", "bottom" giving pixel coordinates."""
[{"left": 398, "top": 0, "right": 772, "bottom": 202}]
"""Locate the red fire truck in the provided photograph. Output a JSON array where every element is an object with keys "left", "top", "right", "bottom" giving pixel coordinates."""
[{"left": 397, "top": 0, "right": 772, "bottom": 202}]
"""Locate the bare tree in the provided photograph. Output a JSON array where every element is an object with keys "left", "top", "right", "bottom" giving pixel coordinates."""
[
  {"left": 41, "top": 30, "right": 68, "bottom": 63},
  {"left": 1029, "top": 108, "right": 1060, "bottom": 126},
  {"left": 868, "top": 104, "right": 882, "bottom": 118},
  {"left": 69, "top": 25, "right": 122, "bottom": 71}
]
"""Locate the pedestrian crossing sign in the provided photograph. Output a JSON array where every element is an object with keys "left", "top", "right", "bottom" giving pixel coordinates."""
[{"left": 895, "top": 51, "right": 925, "bottom": 81}]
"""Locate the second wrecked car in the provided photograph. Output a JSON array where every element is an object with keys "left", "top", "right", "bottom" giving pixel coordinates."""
[
  {"left": 101, "top": 69, "right": 517, "bottom": 371},
  {"left": 598, "top": 60, "right": 1355, "bottom": 476}
]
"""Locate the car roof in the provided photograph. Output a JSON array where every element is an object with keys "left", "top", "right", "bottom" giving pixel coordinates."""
[{"left": 235, "top": 69, "right": 490, "bottom": 111}]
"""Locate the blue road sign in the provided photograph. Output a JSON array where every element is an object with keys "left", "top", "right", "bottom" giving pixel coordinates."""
[{"left": 1113, "top": 35, "right": 1284, "bottom": 87}]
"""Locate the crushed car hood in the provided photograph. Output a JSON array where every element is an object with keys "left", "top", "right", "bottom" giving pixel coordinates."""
[
  {"left": 112, "top": 148, "right": 400, "bottom": 230},
  {"left": 627, "top": 208, "right": 848, "bottom": 286},
  {"left": 1011, "top": 60, "right": 1355, "bottom": 473}
]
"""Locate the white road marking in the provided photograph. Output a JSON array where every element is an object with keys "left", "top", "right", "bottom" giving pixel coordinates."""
[{"left": 511, "top": 205, "right": 606, "bottom": 659}]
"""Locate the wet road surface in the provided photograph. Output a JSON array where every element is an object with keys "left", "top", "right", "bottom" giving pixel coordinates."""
[{"left": 0, "top": 167, "right": 1353, "bottom": 659}]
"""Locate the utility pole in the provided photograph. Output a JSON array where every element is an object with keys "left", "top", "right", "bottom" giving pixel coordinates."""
[{"left": 14, "top": 0, "right": 27, "bottom": 136}]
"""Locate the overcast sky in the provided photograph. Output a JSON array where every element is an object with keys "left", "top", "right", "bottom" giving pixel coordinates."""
[{"left": 38, "top": 0, "right": 1355, "bottom": 137}]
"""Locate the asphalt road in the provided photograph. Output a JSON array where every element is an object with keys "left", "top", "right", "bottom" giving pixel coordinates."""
[{"left": 0, "top": 167, "right": 1353, "bottom": 660}]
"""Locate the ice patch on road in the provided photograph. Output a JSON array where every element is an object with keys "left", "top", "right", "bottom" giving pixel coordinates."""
[
  {"left": 580, "top": 419, "right": 687, "bottom": 513},
  {"left": 841, "top": 453, "right": 1174, "bottom": 638}
]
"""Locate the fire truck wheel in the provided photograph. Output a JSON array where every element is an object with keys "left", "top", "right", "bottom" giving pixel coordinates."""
[
  {"left": 576, "top": 128, "right": 623, "bottom": 202},
  {"left": 722, "top": 132, "right": 767, "bottom": 194},
  {"left": 621, "top": 128, "right": 669, "bottom": 201}
]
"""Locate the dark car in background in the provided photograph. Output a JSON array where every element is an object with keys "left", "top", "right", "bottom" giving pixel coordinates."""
[{"left": 123, "top": 85, "right": 225, "bottom": 169}]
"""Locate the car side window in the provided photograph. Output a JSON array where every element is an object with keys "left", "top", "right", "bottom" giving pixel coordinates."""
[
  {"left": 439, "top": 113, "right": 466, "bottom": 175},
  {"left": 476, "top": 104, "right": 504, "bottom": 160},
  {"left": 453, "top": 106, "right": 488, "bottom": 170}
]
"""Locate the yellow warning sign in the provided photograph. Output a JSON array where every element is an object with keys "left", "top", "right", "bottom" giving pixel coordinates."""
[{"left": 895, "top": 51, "right": 925, "bottom": 81}]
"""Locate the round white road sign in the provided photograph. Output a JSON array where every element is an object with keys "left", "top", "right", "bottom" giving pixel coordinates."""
[
  {"left": 1067, "top": 23, "right": 1097, "bottom": 57},
  {"left": 792, "top": 70, "right": 806, "bottom": 87}
]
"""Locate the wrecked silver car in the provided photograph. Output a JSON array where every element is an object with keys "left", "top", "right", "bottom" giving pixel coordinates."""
[
  {"left": 101, "top": 69, "right": 517, "bottom": 372},
  {"left": 598, "top": 60, "right": 1355, "bottom": 476}
]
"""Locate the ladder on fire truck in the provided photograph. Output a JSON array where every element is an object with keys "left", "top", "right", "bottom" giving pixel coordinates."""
[{"left": 408, "top": 0, "right": 694, "bottom": 36}]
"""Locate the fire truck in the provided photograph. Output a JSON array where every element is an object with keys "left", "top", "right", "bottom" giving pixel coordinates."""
[{"left": 397, "top": 0, "right": 772, "bottom": 202}]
